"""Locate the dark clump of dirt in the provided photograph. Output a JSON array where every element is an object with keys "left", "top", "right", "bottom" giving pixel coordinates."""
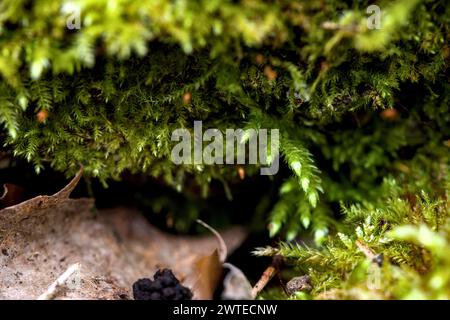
[{"left": 133, "top": 269, "right": 193, "bottom": 300}]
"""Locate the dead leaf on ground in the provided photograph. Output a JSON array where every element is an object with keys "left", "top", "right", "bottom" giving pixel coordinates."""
[
  {"left": 0, "top": 170, "right": 247, "bottom": 300},
  {"left": 193, "top": 220, "right": 254, "bottom": 300},
  {"left": 192, "top": 250, "right": 223, "bottom": 300}
]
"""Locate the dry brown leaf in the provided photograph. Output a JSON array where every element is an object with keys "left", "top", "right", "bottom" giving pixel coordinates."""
[
  {"left": 0, "top": 170, "right": 247, "bottom": 300},
  {"left": 193, "top": 220, "right": 253, "bottom": 300},
  {"left": 192, "top": 250, "right": 223, "bottom": 300}
]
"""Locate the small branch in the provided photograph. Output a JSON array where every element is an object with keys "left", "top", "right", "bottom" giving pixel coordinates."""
[
  {"left": 251, "top": 255, "right": 284, "bottom": 298},
  {"left": 251, "top": 265, "right": 277, "bottom": 299},
  {"left": 37, "top": 263, "right": 80, "bottom": 300},
  {"left": 355, "top": 239, "right": 376, "bottom": 259},
  {"left": 356, "top": 240, "right": 384, "bottom": 267}
]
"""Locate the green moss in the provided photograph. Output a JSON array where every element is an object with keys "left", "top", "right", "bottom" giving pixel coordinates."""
[{"left": 0, "top": 0, "right": 449, "bottom": 299}]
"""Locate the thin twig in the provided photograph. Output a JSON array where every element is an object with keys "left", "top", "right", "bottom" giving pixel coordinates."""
[
  {"left": 37, "top": 263, "right": 80, "bottom": 300},
  {"left": 251, "top": 265, "right": 277, "bottom": 299},
  {"left": 356, "top": 239, "right": 385, "bottom": 267},
  {"left": 355, "top": 239, "right": 376, "bottom": 260}
]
